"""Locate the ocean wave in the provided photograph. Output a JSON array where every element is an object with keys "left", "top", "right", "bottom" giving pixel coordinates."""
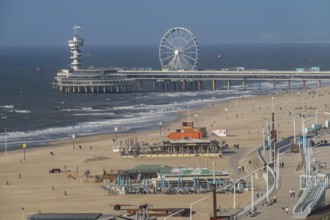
[
  {"left": 61, "top": 108, "right": 104, "bottom": 112},
  {"left": 0, "top": 105, "right": 14, "bottom": 109},
  {"left": 73, "top": 112, "right": 115, "bottom": 116},
  {"left": 14, "top": 109, "right": 31, "bottom": 114}
]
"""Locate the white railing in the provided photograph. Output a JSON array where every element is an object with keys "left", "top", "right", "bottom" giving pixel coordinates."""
[
  {"left": 293, "top": 175, "right": 316, "bottom": 214},
  {"left": 308, "top": 174, "right": 330, "bottom": 214}
]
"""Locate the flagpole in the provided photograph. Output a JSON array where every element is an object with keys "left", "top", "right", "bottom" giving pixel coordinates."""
[{"left": 5, "top": 128, "right": 7, "bottom": 156}]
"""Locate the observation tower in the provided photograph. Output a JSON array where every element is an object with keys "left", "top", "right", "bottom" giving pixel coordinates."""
[
  {"left": 52, "top": 25, "right": 135, "bottom": 93},
  {"left": 68, "top": 25, "right": 84, "bottom": 70}
]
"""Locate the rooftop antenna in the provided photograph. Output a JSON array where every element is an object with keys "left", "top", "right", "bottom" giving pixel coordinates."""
[{"left": 73, "top": 25, "right": 81, "bottom": 36}]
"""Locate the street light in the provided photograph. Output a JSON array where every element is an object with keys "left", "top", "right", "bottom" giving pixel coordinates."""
[
  {"left": 189, "top": 196, "right": 209, "bottom": 220},
  {"left": 114, "top": 127, "right": 118, "bottom": 142},
  {"left": 225, "top": 108, "right": 228, "bottom": 120},
  {"left": 263, "top": 117, "right": 273, "bottom": 162},
  {"left": 235, "top": 89, "right": 238, "bottom": 110},
  {"left": 159, "top": 122, "right": 162, "bottom": 135},
  {"left": 315, "top": 107, "right": 325, "bottom": 124},
  {"left": 72, "top": 134, "right": 75, "bottom": 150},
  {"left": 289, "top": 111, "right": 299, "bottom": 144},
  {"left": 195, "top": 114, "right": 198, "bottom": 123},
  {"left": 250, "top": 128, "right": 267, "bottom": 156},
  {"left": 276, "top": 143, "right": 291, "bottom": 189},
  {"left": 272, "top": 97, "right": 274, "bottom": 113},
  {"left": 233, "top": 175, "right": 248, "bottom": 209},
  {"left": 233, "top": 166, "right": 265, "bottom": 209},
  {"left": 300, "top": 111, "right": 315, "bottom": 176}
]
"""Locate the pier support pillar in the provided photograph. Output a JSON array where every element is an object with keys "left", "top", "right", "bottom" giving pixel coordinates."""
[
  {"left": 242, "top": 80, "right": 245, "bottom": 90},
  {"left": 153, "top": 81, "right": 156, "bottom": 90},
  {"left": 116, "top": 86, "right": 119, "bottom": 93},
  {"left": 257, "top": 81, "right": 261, "bottom": 90},
  {"left": 303, "top": 80, "right": 306, "bottom": 89},
  {"left": 212, "top": 80, "right": 216, "bottom": 90},
  {"left": 138, "top": 80, "right": 143, "bottom": 92},
  {"left": 197, "top": 80, "right": 201, "bottom": 90},
  {"left": 288, "top": 80, "right": 291, "bottom": 91},
  {"left": 182, "top": 80, "right": 186, "bottom": 91},
  {"left": 227, "top": 80, "right": 231, "bottom": 90},
  {"left": 318, "top": 80, "right": 321, "bottom": 88},
  {"left": 273, "top": 80, "right": 276, "bottom": 90}
]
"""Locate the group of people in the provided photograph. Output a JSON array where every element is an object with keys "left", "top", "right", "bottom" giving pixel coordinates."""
[
  {"left": 281, "top": 207, "right": 289, "bottom": 215},
  {"left": 246, "top": 207, "right": 257, "bottom": 217},
  {"left": 289, "top": 189, "right": 296, "bottom": 197},
  {"left": 238, "top": 166, "right": 245, "bottom": 172}
]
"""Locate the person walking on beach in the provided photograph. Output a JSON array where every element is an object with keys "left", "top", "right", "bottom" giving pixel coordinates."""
[
  {"left": 281, "top": 207, "right": 285, "bottom": 215},
  {"left": 289, "top": 189, "right": 292, "bottom": 197},
  {"left": 286, "top": 207, "right": 289, "bottom": 215}
]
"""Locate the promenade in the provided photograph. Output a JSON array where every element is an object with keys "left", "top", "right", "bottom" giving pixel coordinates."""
[{"left": 251, "top": 135, "right": 330, "bottom": 219}]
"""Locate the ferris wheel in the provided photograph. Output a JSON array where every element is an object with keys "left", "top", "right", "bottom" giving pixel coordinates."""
[{"left": 159, "top": 27, "right": 199, "bottom": 71}]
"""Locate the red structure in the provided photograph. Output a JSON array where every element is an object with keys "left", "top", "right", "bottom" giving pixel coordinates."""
[{"left": 168, "top": 121, "right": 207, "bottom": 140}]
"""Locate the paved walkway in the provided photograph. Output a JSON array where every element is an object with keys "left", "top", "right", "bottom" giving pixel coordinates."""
[
  {"left": 250, "top": 151, "right": 303, "bottom": 220},
  {"left": 250, "top": 134, "right": 330, "bottom": 219}
]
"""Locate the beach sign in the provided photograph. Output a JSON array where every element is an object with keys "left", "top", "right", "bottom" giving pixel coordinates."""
[{"left": 22, "top": 143, "right": 26, "bottom": 149}]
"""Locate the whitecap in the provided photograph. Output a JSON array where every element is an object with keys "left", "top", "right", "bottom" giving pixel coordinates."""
[
  {"left": 14, "top": 110, "right": 31, "bottom": 114},
  {"left": 0, "top": 105, "right": 14, "bottom": 109}
]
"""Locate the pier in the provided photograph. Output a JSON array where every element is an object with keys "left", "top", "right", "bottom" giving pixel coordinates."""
[
  {"left": 121, "top": 69, "right": 330, "bottom": 92},
  {"left": 53, "top": 26, "right": 330, "bottom": 94}
]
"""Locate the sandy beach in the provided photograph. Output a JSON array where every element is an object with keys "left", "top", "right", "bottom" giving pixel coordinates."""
[{"left": 1, "top": 87, "right": 330, "bottom": 220}]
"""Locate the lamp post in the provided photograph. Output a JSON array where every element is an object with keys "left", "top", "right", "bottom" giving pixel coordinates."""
[
  {"left": 289, "top": 111, "right": 298, "bottom": 144},
  {"left": 72, "top": 134, "right": 75, "bottom": 150},
  {"left": 22, "top": 207, "right": 24, "bottom": 220},
  {"left": 272, "top": 96, "right": 274, "bottom": 113},
  {"left": 276, "top": 143, "right": 291, "bottom": 189},
  {"left": 189, "top": 196, "right": 209, "bottom": 220},
  {"left": 212, "top": 162, "right": 217, "bottom": 220},
  {"left": 22, "top": 143, "right": 26, "bottom": 161},
  {"left": 300, "top": 111, "right": 314, "bottom": 176},
  {"left": 225, "top": 108, "right": 228, "bottom": 120},
  {"left": 235, "top": 89, "right": 238, "bottom": 111},
  {"left": 4, "top": 128, "right": 7, "bottom": 156},
  {"left": 233, "top": 175, "right": 249, "bottom": 209},
  {"left": 159, "top": 122, "right": 162, "bottom": 135},
  {"left": 195, "top": 114, "right": 198, "bottom": 123},
  {"left": 114, "top": 127, "right": 118, "bottom": 142},
  {"left": 263, "top": 117, "right": 273, "bottom": 162},
  {"left": 315, "top": 107, "right": 324, "bottom": 124},
  {"left": 233, "top": 166, "right": 265, "bottom": 209}
]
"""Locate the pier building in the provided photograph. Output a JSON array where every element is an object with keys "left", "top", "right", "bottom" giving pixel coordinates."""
[{"left": 52, "top": 25, "right": 134, "bottom": 93}]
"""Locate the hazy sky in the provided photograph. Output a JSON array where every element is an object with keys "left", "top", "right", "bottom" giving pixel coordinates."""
[{"left": 1, "top": 0, "right": 330, "bottom": 46}]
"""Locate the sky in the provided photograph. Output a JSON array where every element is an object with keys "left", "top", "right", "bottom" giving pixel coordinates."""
[{"left": 1, "top": 0, "right": 330, "bottom": 47}]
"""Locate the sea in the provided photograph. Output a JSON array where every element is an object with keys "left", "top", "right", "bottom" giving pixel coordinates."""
[{"left": 1, "top": 42, "right": 330, "bottom": 151}]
